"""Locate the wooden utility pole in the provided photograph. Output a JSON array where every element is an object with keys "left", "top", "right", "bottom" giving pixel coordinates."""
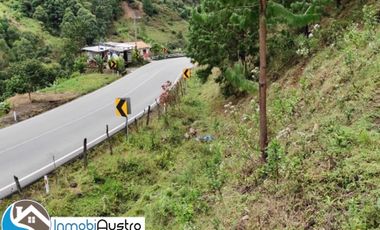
[{"left": 259, "top": 0, "right": 268, "bottom": 162}]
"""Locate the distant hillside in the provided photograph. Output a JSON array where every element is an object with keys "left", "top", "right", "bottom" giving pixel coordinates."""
[
  {"left": 0, "top": 0, "right": 195, "bottom": 102},
  {"left": 111, "top": 0, "right": 196, "bottom": 49}
]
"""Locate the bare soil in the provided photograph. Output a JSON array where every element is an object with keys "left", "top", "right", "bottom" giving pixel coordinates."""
[
  {"left": 121, "top": 1, "right": 144, "bottom": 19},
  {"left": 0, "top": 92, "right": 78, "bottom": 128}
]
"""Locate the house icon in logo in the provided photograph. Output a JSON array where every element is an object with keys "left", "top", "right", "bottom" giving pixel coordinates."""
[
  {"left": 1, "top": 200, "right": 50, "bottom": 230},
  {"left": 14, "top": 204, "right": 50, "bottom": 228}
]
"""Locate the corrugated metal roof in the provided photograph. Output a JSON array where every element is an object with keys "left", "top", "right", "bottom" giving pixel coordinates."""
[
  {"left": 104, "top": 42, "right": 135, "bottom": 51},
  {"left": 81, "top": 46, "right": 110, "bottom": 53},
  {"left": 126, "top": 41, "right": 151, "bottom": 49}
]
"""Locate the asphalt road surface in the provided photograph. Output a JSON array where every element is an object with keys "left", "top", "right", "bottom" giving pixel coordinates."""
[{"left": 0, "top": 57, "right": 192, "bottom": 199}]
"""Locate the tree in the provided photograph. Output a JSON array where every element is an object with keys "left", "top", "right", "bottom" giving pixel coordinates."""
[
  {"left": 132, "top": 48, "right": 144, "bottom": 65},
  {"left": 41, "top": 0, "right": 68, "bottom": 34},
  {"left": 73, "top": 55, "right": 88, "bottom": 73},
  {"left": 143, "top": 0, "right": 157, "bottom": 16},
  {"left": 150, "top": 43, "right": 163, "bottom": 56},
  {"left": 187, "top": 0, "right": 327, "bottom": 161},
  {"left": 91, "top": 0, "right": 123, "bottom": 37},
  {"left": 20, "top": 0, "right": 34, "bottom": 17},
  {"left": 33, "top": 5, "right": 48, "bottom": 23},
  {"left": 0, "top": 39, "right": 11, "bottom": 69},
  {"left": 115, "top": 57, "right": 126, "bottom": 74},
  {"left": 187, "top": 0, "right": 259, "bottom": 95},
  {"left": 61, "top": 7, "right": 98, "bottom": 47},
  {"left": 6, "top": 59, "right": 55, "bottom": 102},
  {"left": 10, "top": 32, "right": 50, "bottom": 63},
  {"left": 0, "top": 17, "right": 20, "bottom": 47},
  {"left": 93, "top": 55, "right": 105, "bottom": 74},
  {"left": 259, "top": 0, "right": 268, "bottom": 161}
]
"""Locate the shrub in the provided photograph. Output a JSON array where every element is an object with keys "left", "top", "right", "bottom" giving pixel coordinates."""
[
  {"left": 73, "top": 56, "right": 87, "bottom": 74},
  {"left": 0, "top": 100, "right": 11, "bottom": 115}
]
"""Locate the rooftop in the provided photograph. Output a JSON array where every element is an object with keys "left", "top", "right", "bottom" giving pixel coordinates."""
[{"left": 81, "top": 45, "right": 110, "bottom": 53}]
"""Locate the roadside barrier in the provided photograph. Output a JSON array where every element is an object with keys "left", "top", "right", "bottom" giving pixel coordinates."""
[{"left": 0, "top": 74, "right": 187, "bottom": 199}]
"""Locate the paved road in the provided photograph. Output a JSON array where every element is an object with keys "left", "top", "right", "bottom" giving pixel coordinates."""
[{"left": 0, "top": 57, "right": 191, "bottom": 199}]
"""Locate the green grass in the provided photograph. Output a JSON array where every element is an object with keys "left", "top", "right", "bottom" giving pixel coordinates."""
[
  {"left": 0, "top": 77, "right": 225, "bottom": 229},
  {"left": 1, "top": 3, "right": 380, "bottom": 230},
  {"left": 1, "top": 31, "right": 380, "bottom": 228},
  {"left": 113, "top": 18, "right": 188, "bottom": 45},
  {"left": 0, "top": 1, "right": 62, "bottom": 51},
  {"left": 41, "top": 73, "right": 120, "bottom": 95},
  {"left": 112, "top": 7, "right": 188, "bottom": 46}
]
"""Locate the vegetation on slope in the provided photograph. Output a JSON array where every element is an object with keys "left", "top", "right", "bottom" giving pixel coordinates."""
[
  {"left": 1, "top": 15, "right": 379, "bottom": 227},
  {"left": 0, "top": 0, "right": 193, "bottom": 103},
  {"left": 0, "top": 1, "right": 379, "bottom": 230},
  {"left": 111, "top": 0, "right": 195, "bottom": 50}
]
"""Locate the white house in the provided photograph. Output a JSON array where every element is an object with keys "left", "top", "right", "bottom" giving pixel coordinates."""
[{"left": 81, "top": 45, "right": 110, "bottom": 61}]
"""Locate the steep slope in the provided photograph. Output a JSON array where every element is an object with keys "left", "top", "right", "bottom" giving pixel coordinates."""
[{"left": 111, "top": 0, "right": 190, "bottom": 48}]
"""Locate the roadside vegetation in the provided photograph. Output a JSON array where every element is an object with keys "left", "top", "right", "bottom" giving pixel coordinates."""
[
  {"left": 0, "top": 0, "right": 379, "bottom": 229},
  {"left": 41, "top": 73, "right": 119, "bottom": 95},
  {"left": 0, "top": 73, "right": 119, "bottom": 128}
]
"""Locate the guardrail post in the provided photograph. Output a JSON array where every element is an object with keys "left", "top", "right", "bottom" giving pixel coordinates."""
[
  {"left": 180, "top": 79, "right": 185, "bottom": 96},
  {"left": 44, "top": 175, "right": 50, "bottom": 194},
  {"left": 13, "top": 111, "right": 18, "bottom": 122},
  {"left": 53, "top": 155, "right": 58, "bottom": 185},
  {"left": 146, "top": 105, "right": 151, "bottom": 126},
  {"left": 125, "top": 117, "right": 129, "bottom": 139},
  {"left": 183, "top": 79, "right": 187, "bottom": 94},
  {"left": 53, "top": 155, "right": 57, "bottom": 169},
  {"left": 106, "top": 125, "right": 113, "bottom": 155},
  {"left": 83, "top": 138, "right": 88, "bottom": 168},
  {"left": 134, "top": 118, "right": 138, "bottom": 132},
  {"left": 13, "top": 176, "right": 22, "bottom": 193},
  {"left": 176, "top": 84, "right": 180, "bottom": 102},
  {"left": 156, "top": 99, "right": 161, "bottom": 119}
]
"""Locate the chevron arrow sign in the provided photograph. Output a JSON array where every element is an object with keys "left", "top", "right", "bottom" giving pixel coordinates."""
[
  {"left": 115, "top": 98, "right": 131, "bottom": 117},
  {"left": 183, "top": 68, "right": 191, "bottom": 80}
]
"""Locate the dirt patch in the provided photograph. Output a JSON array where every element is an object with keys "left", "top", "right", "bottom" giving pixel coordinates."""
[
  {"left": 121, "top": 1, "right": 144, "bottom": 19},
  {"left": 0, "top": 92, "right": 78, "bottom": 128}
]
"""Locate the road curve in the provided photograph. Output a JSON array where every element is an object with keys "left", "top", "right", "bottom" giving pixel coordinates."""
[{"left": 0, "top": 57, "right": 192, "bottom": 199}]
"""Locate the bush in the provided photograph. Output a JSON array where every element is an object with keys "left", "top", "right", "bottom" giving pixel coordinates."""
[
  {"left": 143, "top": 0, "right": 158, "bottom": 16},
  {"left": 73, "top": 56, "right": 87, "bottom": 74},
  {"left": 132, "top": 49, "right": 144, "bottom": 65},
  {"left": 0, "top": 101, "right": 11, "bottom": 115}
]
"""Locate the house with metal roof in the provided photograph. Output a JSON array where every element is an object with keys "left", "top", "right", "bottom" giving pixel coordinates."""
[{"left": 81, "top": 45, "right": 110, "bottom": 61}]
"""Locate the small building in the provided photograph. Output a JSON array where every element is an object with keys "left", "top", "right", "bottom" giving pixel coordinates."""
[
  {"left": 81, "top": 40, "right": 151, "bottom": 65},
  {"left": 81, "top": 45, "right": 110, "bottom": 61},
  {"left": 127, "top": 41, "right": 151, "bottom": 60},
  {"left": 104, "top": 42, "right": 135, "bottom": 63}
]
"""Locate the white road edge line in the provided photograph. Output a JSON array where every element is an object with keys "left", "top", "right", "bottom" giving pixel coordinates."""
[
  {"left": 0, "top": 74, "right": 183, "bottom": 199},
  {"left": 0, "top": 65, "right": 167, "bottom": 156}
]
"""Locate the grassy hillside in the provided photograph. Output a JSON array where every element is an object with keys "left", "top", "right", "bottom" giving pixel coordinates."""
[
  {"left": 111, "top": 0, "right": 190, "bottom": 48},
  {"left": 1, "top": 1, "right": 379, "bottom": 230},
  {"left": 0, "top": 0, "right": 189, "bottom": 49},
  {"left": 1, "top": 15, "right": 379, "bottom": 228},
  {"left": 0, "top": 1, "right": 62, "bottom": 55}
]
